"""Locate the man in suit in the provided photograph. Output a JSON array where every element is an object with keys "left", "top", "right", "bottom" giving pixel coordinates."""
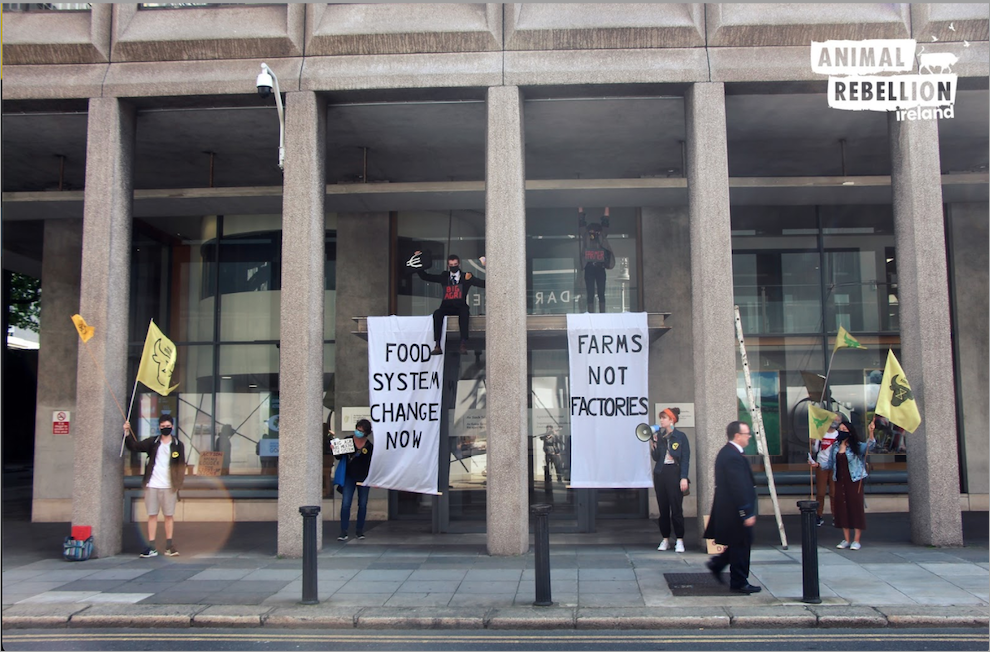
[
  {"left": 406, "top": 251, "right": 486, "bottom": 355},
  {"left": 703, "top": 420, "right": 762, "bottom": 594}
]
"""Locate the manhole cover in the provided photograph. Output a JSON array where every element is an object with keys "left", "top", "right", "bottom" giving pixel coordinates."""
[{"left": 664, "top": 572, "right": 734, "bottom": 596}]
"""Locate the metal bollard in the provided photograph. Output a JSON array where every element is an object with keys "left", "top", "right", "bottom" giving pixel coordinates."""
[
  {"left": 797, "top": 500, "right": 821, "bottom": 604},
  {"left": 299, "top": 505, "right": 321, "bottom": 605},
  {"left": 532, "top": 503, "right": 553, "bottom": 606}
]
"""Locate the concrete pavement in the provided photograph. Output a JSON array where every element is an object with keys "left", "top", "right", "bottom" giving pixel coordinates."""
[{"left": 2, "top": 513, "right": 987, "bottom": 630}]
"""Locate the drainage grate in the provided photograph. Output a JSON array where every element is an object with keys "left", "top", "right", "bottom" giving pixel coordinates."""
[{"left": 664, "top": 572, "right": 734, "bottom": 596}]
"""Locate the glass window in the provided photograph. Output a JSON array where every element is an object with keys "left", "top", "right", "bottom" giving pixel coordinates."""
[
  {"left": 731, "top": 205, "right": 902, "bottom": 476},
  {"left": 129, "top": 213, "right": 337, "bottom": 479},
  {"left": 526, "top": 207, "right": 639, "bottom": 315}
]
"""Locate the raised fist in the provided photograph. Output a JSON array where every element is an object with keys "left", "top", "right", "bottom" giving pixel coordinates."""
[
  {"left": 406, "top": 251, "right": 423, "bottom": 269},
  {"left": 479, "top": 256, "right": 486, "bottom": 267}
]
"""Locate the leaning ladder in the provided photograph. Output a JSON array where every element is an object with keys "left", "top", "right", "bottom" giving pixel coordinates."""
[{"left": 734, "top": 305, "right": 788, "bottom": 550}]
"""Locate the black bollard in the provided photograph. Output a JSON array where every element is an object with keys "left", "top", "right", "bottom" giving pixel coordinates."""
[
  {"left": 797, "top": 500, "right": 821, "bottom": 604},
  {"left": 299, "top": 505, "right": 321, "bottom": 605},
  {"left": 532, "top": 503, "right": 553, "bottom": 606}
]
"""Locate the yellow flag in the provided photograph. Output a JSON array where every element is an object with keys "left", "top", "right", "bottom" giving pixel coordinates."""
[
  {"left": 833, "top": 326, "right": 865, "bottom": 354},
  {"left": 875, "top": 349, "right": 921, "bottom": 434},
  {"left": 136, "top": 320, "right": 179, "bottom": 396},
  {"left": 808, "top": 404, "right": 839, "bottom": 440},
  {"left": 71, "top": 314, "right": 95, "bottom": 343}
]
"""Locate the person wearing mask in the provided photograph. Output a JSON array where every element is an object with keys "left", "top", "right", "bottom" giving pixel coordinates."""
[
  {"left": 124, "top": 413, "right": 186, "bottom": 558},
  {"left": 813, "top": 419, "right": 876, "bottom": 550},
  {"left": 578, "top": 207, "right": 615, "bottom": 313},
  {"left": 650, "top": 407, "right": 690, "bottom": 553},
  {"left": 808, "top": 419, "right": 839, "bottom": 526},
  {"left": 334, "top": 419, "right": 375, "bottom": 541},
  {"left": 405, "top": 251, "right": 486, "bottom": 355},
  {"left": 704, "top": 421, "right": 762, "bottom": 594}
]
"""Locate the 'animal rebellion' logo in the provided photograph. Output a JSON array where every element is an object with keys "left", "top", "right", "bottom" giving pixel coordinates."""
[{"left": 812, "top": 39, "right": 958, "bottom": 122}]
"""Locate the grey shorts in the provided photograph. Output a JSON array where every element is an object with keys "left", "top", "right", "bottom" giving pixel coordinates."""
[{"left": 145, "top": 487, "right": 178, "bottom": 517}]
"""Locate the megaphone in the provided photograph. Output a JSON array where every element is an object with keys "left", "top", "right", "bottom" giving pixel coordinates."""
[{"left": 635, "top": 423, "right": 660, "bottom": 442}]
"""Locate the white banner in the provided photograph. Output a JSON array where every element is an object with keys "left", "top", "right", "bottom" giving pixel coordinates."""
[
  {"left": 364, "top": 316, "right": 444, "bottom": 495},
  {"left": 567, "top": 313, "right": 652, "bottom": 488}
]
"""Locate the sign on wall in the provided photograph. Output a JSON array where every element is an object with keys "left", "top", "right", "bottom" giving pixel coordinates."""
[
  {"left": 567, "top": 312, "right": 652, "bottom": 488},
  {"left": 52, "top": 411, "right": 71, "bottom": 435}
]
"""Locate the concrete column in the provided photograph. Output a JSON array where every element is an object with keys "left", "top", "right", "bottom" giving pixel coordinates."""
[
  {"left": 73, "top": 97, "right": 136, "bottom": 558},
  {"left": 888, "top": 115, "right": 963, "bottom": 546},
  {"left": 277, "top": 91, "right": 328, "bottom": 557},
  {"left": 685, "top": 83, "right": 736, "bottom": 547},
  {"left": 485, "top": 86, "right": 528, "bottom": 556},
  {"left": 32, "top": 220, "right": 83, "bottom": 522},
  {"left": 947, "top": 203, "right": 989, "bottom": 497},
  {"left": 333, "top": 212, "right": 390, "bottom": 422},
  {"left": 642, "top": 207, "right": 696, "bottom": 519}
]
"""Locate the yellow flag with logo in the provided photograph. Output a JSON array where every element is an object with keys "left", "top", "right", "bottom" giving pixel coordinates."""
[
  {"left": 71, "top": 314, "right": 95, "bottom": 343},
  {"left": 136, "top": 320, "right": 179, "bottom": 396},
  {"left": 833, "top": 326, "right": 865, "bottom": 354},
  {"left": 808, "top": 404, "right": 839, "bottom": 440},
  {"left": 875, "top": 349, "right": 921, "bottom": 434}
]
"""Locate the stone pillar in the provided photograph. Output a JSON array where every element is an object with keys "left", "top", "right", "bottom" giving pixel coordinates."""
[
  {"left": 32, "top": 220, "right": 83, "bottom": 522},
  {"left": 685, "top": 83, "right": 736, "bottom": 546},
  {"left": 485, "top": 86, "right": 528, "bottom": 555},
  {"left": 333, "top": 213, "right": 390, "bottom": 423},
  {"left": 72, "top": 97, "right": 136, "bottom": 558},
  {"left": 946, "top": 203, "right": 989, "bottom": 498},
  {"left": 888, "top": 115, "right": 963, "bottom": 546},
  {"left": 642, "top": 207, "right": 695, "bottom": 518},
  {"left": 277, "top": 91, "right": 328, "bottom": 557}
]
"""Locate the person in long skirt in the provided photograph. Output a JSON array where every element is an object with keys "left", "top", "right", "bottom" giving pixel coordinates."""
[{"left": 814, "top": 419, "right": 876, "bottom": 550}]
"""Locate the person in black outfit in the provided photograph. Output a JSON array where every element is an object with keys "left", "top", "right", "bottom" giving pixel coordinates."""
[
  {"left": 334, "top": 419, "right": 374, "bottom": 541},
  {"left": 703, "top": 420, "right": 762, "bottom": 594},
  {"left": 406, "top": 251, "right": 485, "bottom": 355},
  {"left": 651, "top": 407, "right": 690, "bottom": 553},
  {"left": 578, "top": 207, "right": 615, "bottom": 313}
]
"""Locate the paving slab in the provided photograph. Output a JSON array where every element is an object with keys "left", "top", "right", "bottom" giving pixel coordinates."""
[
  {"left": 0, "top": 603, "right": 90, "bottom": 628},
  {"left": 487, "top": 606, "right": 575, "bottom": 629},
  {"left": 726, "top": 605, "right": 818, "bottom": 628},
  {"left": 265, "top": 605, "right": 361, "bottom": 628},
  {"left": 877, "top": 605, "right": 989, "bottom": 628},
  {"left": 68, "top": 603, "right": 205, "bottom": 628},
  {"left": 809, "top": 605, "right": 888, "bottom": 628},
  {"left": 192, "top": 605, "right": 275, "bottom": 627},
  {"left": 357, "top": 606, "right": 486, "bottom": 629},
  {"left": 576, "top": 606, "right": 730, "bottom": 630}
]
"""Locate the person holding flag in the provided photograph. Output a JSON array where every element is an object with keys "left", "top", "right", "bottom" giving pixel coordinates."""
[
  {"left": 813, "top": 420, "right": 876, "bottom": 550},
  {"left": 123, "top": 319, "right": 184, "bottom": 557},
  {"left": 807, "top": 405, "right": 839, "bottom": 527},
  {"left": 124, "top": 413, "right": 186, "bottom": 557}
]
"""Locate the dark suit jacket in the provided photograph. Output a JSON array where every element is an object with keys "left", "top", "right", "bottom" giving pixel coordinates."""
[{"left": 703, "top": 442, "right": 757, "bottom": 547}]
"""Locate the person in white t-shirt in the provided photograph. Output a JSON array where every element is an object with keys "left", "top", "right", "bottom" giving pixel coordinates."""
[
  {"left": 808, "top": 420, "right": 839, "bottom": 527},
  {"left": 124, "top": 414, "right": 186, "bottom": 557}
]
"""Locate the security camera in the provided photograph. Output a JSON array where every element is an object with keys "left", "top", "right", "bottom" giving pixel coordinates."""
[{"left": 256, "top": 68, "right": 274, "bottom": 98}]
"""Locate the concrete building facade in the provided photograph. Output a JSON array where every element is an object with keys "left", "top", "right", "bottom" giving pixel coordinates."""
[{"left": 2, "top": 3, "right": 987, "bottom": 558}]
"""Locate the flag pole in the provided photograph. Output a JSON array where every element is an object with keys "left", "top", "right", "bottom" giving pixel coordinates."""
[
  {"left": 120, "top": 376, "right": 141, "bottom": 458},
  {"left": 820, "top": 346, "right": 838, "bottom": 405}
]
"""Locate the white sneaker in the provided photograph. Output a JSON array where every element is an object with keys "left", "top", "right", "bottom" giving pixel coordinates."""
[
  {"left": 674, "top": 539, "right": 685, "bottom": 553},
  {"left": 836, "top": 540, "right": 850, "bottom": 549},
  {"left": 657, "top": 539, "right": 670, "bottom": 551},
  {"left": 850, "top": 541, "right": 861, "bottom": 550}
]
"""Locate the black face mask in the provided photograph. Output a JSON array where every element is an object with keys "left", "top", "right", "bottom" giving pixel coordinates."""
[
  {"left": 160, "top": 427, "right": 173, "bottom": 436},
  {"left": 449, "top": 265, "right": 460, "bottom": 274},
  {"left": 835, "top": 431, "right": 849, "bottom": 443}
]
